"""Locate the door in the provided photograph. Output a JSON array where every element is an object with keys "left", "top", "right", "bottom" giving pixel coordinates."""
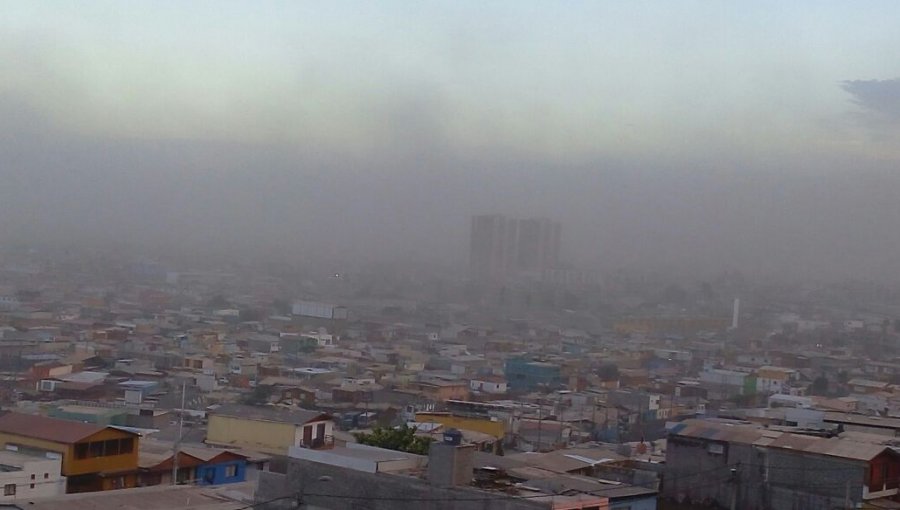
[
  {"left": 302, "top": 425, "right": 312, "bottom": 446},
  {"left": 316, "top": 422, "right": 326, "bottom": 446}
]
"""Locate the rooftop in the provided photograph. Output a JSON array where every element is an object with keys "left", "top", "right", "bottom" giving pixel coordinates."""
[
  {"left": 25, "top": 481, "right": 254, "bottom": 510},
  {"left": 0, "top": 412, "right": 133, "bottom": 444},
  {"left": 671, "top": 418, "right": 895, "bottom": 462},
  {"left": 209, "top": 404, "right": 330, "bottom": 425}
]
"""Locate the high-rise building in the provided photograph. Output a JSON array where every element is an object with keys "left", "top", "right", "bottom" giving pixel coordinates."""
[
  {"left": 515, "top": 217, "right": 561, "bottom": 272},
  {"left": 469, "top": 215, "right": 562, "bottom": 281},
  {"left": 469, "top": 214, "right": 511, "bottom": 282}
]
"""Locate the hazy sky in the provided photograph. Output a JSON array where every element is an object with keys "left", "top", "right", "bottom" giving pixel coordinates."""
[{"left": 3, "top": 2, "right": 900, "bottom": 279}]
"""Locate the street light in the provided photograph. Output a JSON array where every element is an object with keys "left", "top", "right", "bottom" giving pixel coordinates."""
[{"left": 295, "top": 475, "right": 333, "bottom": 509}]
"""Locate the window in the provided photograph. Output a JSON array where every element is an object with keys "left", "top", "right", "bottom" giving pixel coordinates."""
[
  {"left": 4, "top": 484, "right": 15, "bottom": 496},
  {"left": 119, "top": 438, "right": 134, "bottom": 454},
  {"left": 89, "top": 441, "right": 104, "bottom": 458},
  {"left": 43, "top": 473, "right": 48, "bottom": 479},
  {"left": 225, "top": 464, "right": 237, "bottom": 478},
  {"left": 104, "top": 439, "right": 120, "bottom": 456},
  {"left": 75, "top": 443, "right": 89, "bottom": 459},
  {"left": 29, "top": 484, "right": 34, "bottom": 489},
  {"left": 29, "top": 474, "right": 34, "bottom": 480}
]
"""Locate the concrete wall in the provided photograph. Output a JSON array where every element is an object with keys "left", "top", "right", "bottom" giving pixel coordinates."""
[
  {"left": 0, "top": 457, "right": 65, "bottom": 501},
  {"left": 207, "top": 415, "right": 296, "bottom": 454},
  {"left": 663, "top": 435, "right": 763, "bottom": 509},
  {"left": 427, "top": 444, "right": 474, "bottom": 487},
  {"left": 664, "top": 434, "right": 872, "bottom": 510},
  {"left": 256, "top": 458, "right": 550, "bottom": 510}
]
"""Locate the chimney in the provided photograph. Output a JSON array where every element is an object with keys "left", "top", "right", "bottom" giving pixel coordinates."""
[{"left": 427, "top": 429, "right": 475, "bottom": 487}]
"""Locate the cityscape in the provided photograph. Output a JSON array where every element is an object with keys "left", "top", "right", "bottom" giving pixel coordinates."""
[{"left": 3, "top": 2, "right": 900, "bottom": 510}]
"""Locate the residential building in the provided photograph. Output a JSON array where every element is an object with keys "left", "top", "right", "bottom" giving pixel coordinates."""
[
  {"left": 206, "top": 405, "right": 333, "bottom": 455},
  {"left": 505, "top": 358, "right": 562, "bottom": 392},
  {"left": 0, "top": 450, "right": 65, "bottom": 501},
  {"left": 138, "top": 439, "right": 248, "bottom": 486},
  {"left": 0, "top": 412, "right": 140, "bottom": 493},
  {"left": 755, "top": 366, "right": 800, "bottom": 395},
  {"left": 469, "top": 377, "right": 508, "bottom": 395},
  {"left": 469, "top": 215, "right": 562, "bottom": 282},
  {"left": 664, "top": 418, "right": 900, "bottom": 509}
]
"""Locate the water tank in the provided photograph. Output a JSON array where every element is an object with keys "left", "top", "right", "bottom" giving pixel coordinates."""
[{"left": 443, "top": 428, "right": 463, "bottom": 445}]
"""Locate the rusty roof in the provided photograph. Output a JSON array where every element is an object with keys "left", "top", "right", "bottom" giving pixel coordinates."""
[
  {"left": 673, "top": 418, "right": 892, "bottom": 462},
  {"left": 0, "top": 412, "right": 135, "bottom": 444}
]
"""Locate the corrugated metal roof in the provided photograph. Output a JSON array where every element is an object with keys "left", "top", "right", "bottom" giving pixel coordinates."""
[
  {"left": 675, "top": 418, "right": 892, "bottom": 461},
  {"left": 0, "top": 411, "right": 129, "bottom": 444}
]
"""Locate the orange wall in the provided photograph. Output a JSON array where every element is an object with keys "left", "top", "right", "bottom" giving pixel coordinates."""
[
  {"left": 0, "top": 428, "right": 139, "bottom": 477},
  {"left": 68, "top": 429, "right": 139, "bottom": 476}
]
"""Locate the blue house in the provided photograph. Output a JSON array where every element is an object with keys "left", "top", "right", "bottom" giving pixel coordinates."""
[
  {"left": 182, "top": 446, "right": 249, "bottom": 485},
  {"left": 138, "top": 441, "right": 249, "bottom": 486},
  {"left": 504, "top": 357, "right": 562, "bottom": 392}
]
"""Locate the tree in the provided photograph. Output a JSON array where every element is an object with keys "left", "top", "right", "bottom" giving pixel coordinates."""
[
  {"left": 353, "top": 424, "right": 433, "bottom": 455},
  {"left": 208, "top": 294, "right": 229, "bottom": 308},
  {"left": 243, "top": 385, "right": 274, "bottom": 406},
  {"left": 272, "top": 298, "right": 291, "bottom": 316},
  {"left": 811, "top": 375, "right": 829, "bottom": 396},
  {"left": 597, "top": 363, "right": 620, "bottom": 381},
  {"left": 239, "top": 308, "right": 264, "bottom": 322}
]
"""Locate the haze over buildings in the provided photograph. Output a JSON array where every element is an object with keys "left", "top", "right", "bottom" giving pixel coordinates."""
[
  {"left": 470, "top": 215, "right": 561, "bottom": 282},
  {"left": 1, "top": 2, "right": 900, "bottom": 280}
]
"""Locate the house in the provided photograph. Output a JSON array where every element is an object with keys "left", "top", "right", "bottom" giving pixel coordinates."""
[
  {"left": 664, "top": 418, "right": 900, "bottom": 509},
  {"left": 181, "top": 355, "right": 215, "bottom": 372},
  {"left": 0, "top": 450, "right": 65, "bottom": 501},
  {"left": 505, "top": 358, "right": 563, "bottom": 392},
  {"left": 848, "top": 378, "right": 891, "bottom": 395},
  {"left": 822, "top": 412, "right": 900, "bottom": 437},
  {"left": 755, "top": 366, "right": 800, "bottom": 395},
  {"left": 0, "top": 412, "right": 140, "bottom": 493},
  {"left": 469, "top": 376, "right": 508, "bottom": 395},
  {"left": 206, "top": 404, "right": 333, "bottom": 455},
  {"left": 409, "top": 379, "right": 470, "bottom": 401},
  {"left": 414, "top": 412, "right": 507, "bottom": 441},
  {"left": 138, "top": 439, "right": 248, "bottom": 486}
]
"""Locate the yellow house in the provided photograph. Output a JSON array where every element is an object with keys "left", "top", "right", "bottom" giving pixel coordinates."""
[
  {"left": 0, "top": 412, "right": 140, "bottom": 493},
  {"left": 206, "top": 404, "right": 333, "bottom": 455},
  {"left": 414, "top": 412, "right": 506, "bottom": 440}
]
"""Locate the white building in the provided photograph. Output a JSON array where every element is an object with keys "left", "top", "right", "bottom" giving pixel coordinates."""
[
  {"left": 469, "top": 378, "right": 508, "bottom": 394},
  {"left": 756, "top": 366, "right": 800, "bottom": 395},
  {"left": 0, "top": 450, "right": 65, "bottom": 501}
]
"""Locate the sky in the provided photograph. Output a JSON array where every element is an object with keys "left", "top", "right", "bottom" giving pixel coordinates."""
[{"left": 2, "top": 2, "right": 900, "bottom": 279}]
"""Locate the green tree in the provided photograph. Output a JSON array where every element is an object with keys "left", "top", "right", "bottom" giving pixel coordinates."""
[
  {"left": 243, "top": 384, "right": 274, "bottom": 406},
  {"left": 810, "top": 375, "right": 829, "bottom": 396},
  {"left": 597, "top": 363, "right": 620, "bottom": 381},
  {"left": 353, "top": 424, "right": 433, "bottom": 455},
  {"left": 208, "top": 294, "right": 229, "bottom": 308}
]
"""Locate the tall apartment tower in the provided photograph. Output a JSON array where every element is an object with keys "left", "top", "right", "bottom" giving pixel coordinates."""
[
  {"left": 470, "top": 215, "right": 561, "bottom": 281},
  {"left": 515, "top": 217, "right": 562, "bottom": 272},
  {"left": 469, "top": 214, "right": 511, "bottom": 282}
]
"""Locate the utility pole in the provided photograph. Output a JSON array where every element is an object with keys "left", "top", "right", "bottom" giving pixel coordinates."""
[
  {"left": 171, "top": 381, "right": 186, "bottom": 485},
  {"left": 729, "top": 465, "right": 740, "bottom": 510},
  {"left": 844, "top": 479, "right": 850, "bottom": 510}
]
